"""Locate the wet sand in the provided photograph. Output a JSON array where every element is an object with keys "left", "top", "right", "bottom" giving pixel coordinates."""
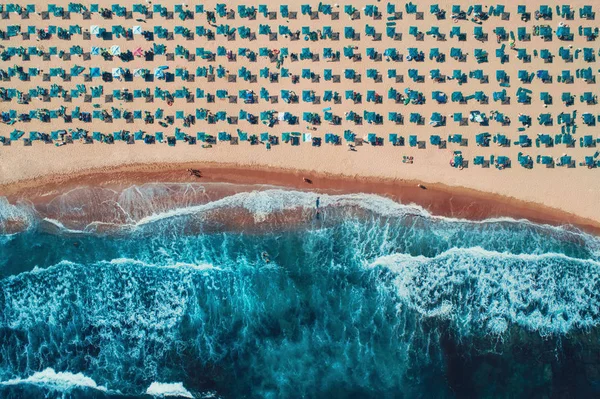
[{"left": 2, "top": 162, "right": 599, "bottom": 235}]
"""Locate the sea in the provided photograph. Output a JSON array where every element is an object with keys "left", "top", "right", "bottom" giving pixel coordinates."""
[{"left": 0, "top": 183, "right": 599, "bottom": 398}]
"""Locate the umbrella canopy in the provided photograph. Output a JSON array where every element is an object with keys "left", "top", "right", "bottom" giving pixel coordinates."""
[
  {"left": 90, "top": 67, "right": 101, "bottom": 77},
  {"left": 110, "top": 45, "right": 121, "bottom": 56}
]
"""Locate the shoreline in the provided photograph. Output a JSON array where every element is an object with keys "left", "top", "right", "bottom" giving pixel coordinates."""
[{"left": 2, "top": 162, "right": 600, "bottom": 235}]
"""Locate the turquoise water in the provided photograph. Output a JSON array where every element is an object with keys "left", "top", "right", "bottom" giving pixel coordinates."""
[{"left": 1, "top": 184, "right": 600, "bottom": 398}]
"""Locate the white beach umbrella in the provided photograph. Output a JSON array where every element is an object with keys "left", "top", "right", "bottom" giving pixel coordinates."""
[{"left": 110, "top": 45, "right": 121, "bottom": 56}]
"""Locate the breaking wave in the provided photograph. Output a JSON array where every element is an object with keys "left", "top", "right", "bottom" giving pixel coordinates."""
[{"left": 146, "top": 382, "right": 193, "bottom": 398}]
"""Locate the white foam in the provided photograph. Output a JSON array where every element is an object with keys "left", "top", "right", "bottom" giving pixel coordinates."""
[
  {"left": 126, "top": 188, "right": 599, "bottom": 245},
  {"left": 42, "top": 217, "right": 88, "bottom": 234},
  {"left": 0, "top": 368, "right": 108, "bottom": 393},
  {"left": 133, "top": 189, "right": 428, "bottom": 227},
  {"left": 107, "top": 257, "right": 220, "bottom": 271},
  {"left": 0, "top": 197, "right": 35, "bottom": 233},
  {"left": 146, "top": 382, "right": 194, "bottom": 398},
  {"left": 369, "top": 247, "right": 600, "bottom": 336},
  {"left": 10, "top": 185, "right": 600, "bottom": 247}
]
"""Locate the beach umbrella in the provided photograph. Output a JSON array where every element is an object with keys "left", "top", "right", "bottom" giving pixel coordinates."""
[
  {"left": 90, "top": 25, "right": 100, "bottom": 35},
  {"left": 132, "top": 26, "right": 142, "bottom": 35},
  {"left": 110, "top": 45, "right": 121, "bottom": 56},
  {"left": 90, "top": 46, "right": 100, "bottom": 55},
  {"left": 90, "top": 67, "right": 102, "bottom": 78},
  {"left": 153, "top": 66, "right": 168, "bottom": 79}
]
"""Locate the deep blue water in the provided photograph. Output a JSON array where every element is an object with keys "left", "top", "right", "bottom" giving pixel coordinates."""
[{"left": 1, "top": 184, "right": 600, "bottom": 398}]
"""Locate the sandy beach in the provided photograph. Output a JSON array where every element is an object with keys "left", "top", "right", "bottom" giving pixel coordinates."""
[{"left": 1, "top": 0, "right": 599, "bottom": 227}]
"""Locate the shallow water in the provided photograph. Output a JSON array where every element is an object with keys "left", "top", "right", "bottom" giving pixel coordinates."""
[{"left": 1, "top": 184, "right": 600, "bottom": 398}]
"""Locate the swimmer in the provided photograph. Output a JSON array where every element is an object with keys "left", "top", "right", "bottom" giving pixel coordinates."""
[{"left": 261, "top": 251, "right": 270, "bottom": 263}]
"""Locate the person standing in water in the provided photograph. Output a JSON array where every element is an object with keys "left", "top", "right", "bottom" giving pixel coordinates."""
[{"left": 315, "top": 197, "right": 321, "bottom": 220}]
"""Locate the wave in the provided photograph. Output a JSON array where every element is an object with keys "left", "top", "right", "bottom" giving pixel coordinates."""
[
  {"left": 2, "top": 185, "right": 599, "bottom": 253},
  {"left": 146, "top": 382, "right": 194, "bottom": 398},
  {"left": 0, "top": 197, "right": 36, "bottom": 234},
  {"left": 0, "top": 368, "right": 108, "bottom": 393},
  {"left": 370, "top": 246, "right": 600, "bottom": 336},
  {"left": 2, "top": 183, "right": 596, "bottom": 238}
]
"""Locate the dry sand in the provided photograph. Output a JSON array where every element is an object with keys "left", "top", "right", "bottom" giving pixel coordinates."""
[{"left": 0, "top": 0, "right": 599, "bottom": 227}]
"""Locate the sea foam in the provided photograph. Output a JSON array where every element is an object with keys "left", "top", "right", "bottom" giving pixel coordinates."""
[
  {"left": 0, "top": 368, "right": 108, "bottom": 393},
  {"left": 370, "top": 247, "right": 600, "bottom": 336},
  {"left": 0, "top": 197, "right": 35, "bottom": 233},
  {"left": 146, "top": 382, "right": 194, "bottom": 398}
]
